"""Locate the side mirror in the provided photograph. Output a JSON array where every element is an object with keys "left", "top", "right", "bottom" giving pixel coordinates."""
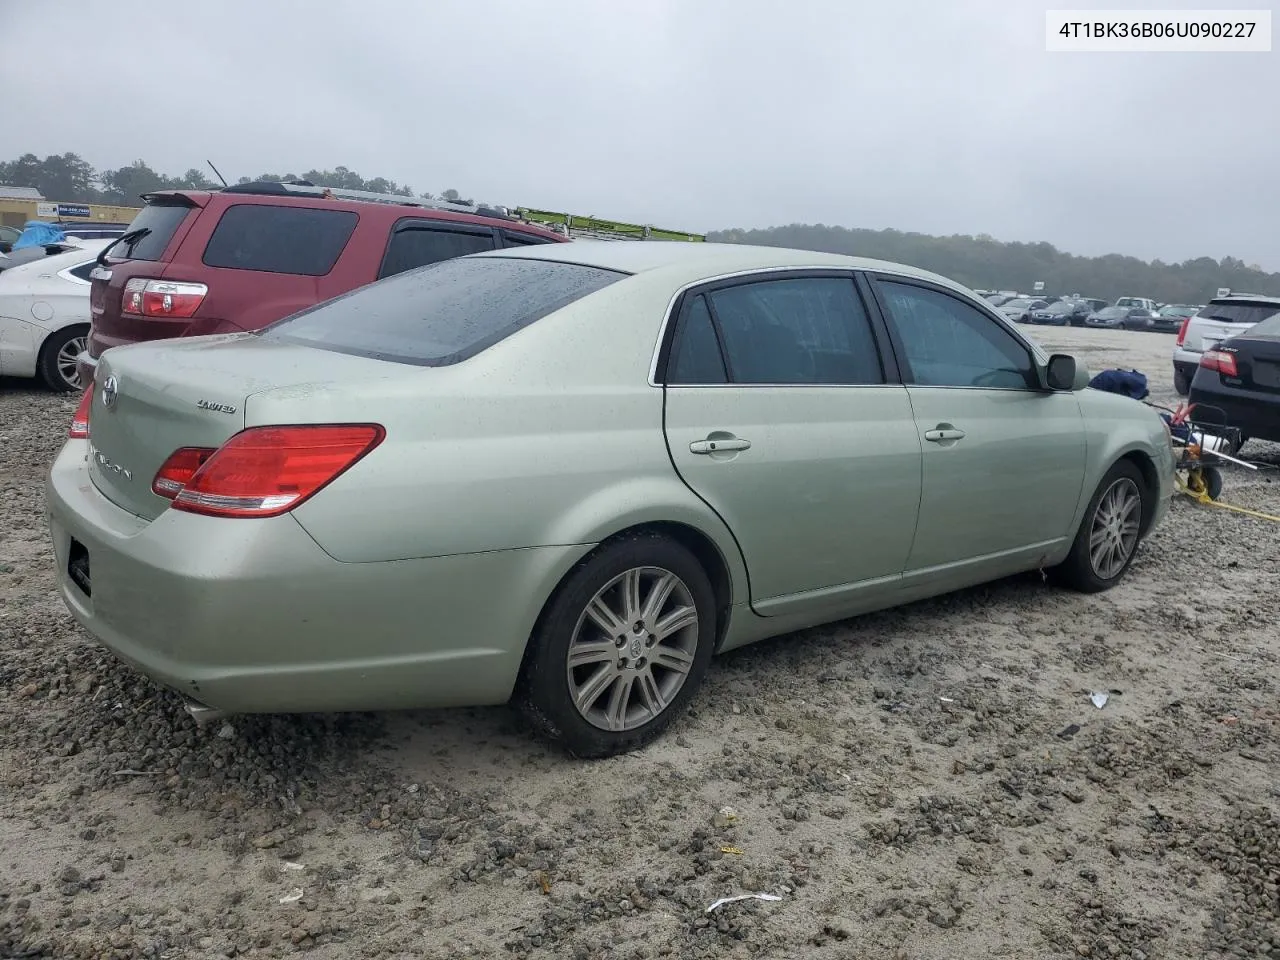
[{"left": 1045, "top": 353, "right": 1077, "bottom": 391}]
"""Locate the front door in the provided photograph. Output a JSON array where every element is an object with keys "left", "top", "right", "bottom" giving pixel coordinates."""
[
  {"left": 869, "top": 276, "right": 1087, "bottom": 580},
  {"left": 661, "top": 272, "right": 923, "bottom": 616}
]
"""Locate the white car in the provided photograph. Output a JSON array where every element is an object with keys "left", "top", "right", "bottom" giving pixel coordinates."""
[
  {"left": 1171, "top": 295, "right": 1280, "bottom": 395},
  {"left": 0, "top": 239, "right": 110, "bottom": 391}
]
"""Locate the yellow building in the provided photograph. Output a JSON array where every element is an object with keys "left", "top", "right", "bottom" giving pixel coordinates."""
[{"left": 0, "top": 185, "right": 141, "bottom": 230}]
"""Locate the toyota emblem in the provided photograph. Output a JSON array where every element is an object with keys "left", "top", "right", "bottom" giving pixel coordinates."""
[{"left": 101, "top": 375, "right": 119, "bottom": 409}]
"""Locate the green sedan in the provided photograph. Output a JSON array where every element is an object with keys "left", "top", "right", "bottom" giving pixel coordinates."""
[{"left": 45, "top": 242, "right": 1175, "bottom": 757}]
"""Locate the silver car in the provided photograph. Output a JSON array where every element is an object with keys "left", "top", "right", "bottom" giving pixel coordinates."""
[{"left": 46, "top": 242, "right": 1175, "bottom": 757}]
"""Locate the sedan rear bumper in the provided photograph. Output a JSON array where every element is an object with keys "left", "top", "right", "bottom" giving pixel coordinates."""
[
  {"left": 45, "top": 441, "right": 587, "bottom": 714},
  {"left": 1187, "top": 380, "right": 1280, "bottom": 444}
]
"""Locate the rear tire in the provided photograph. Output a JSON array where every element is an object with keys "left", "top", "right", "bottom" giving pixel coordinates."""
[
  {"left": 38, "top": 325, "right": 89, "bottom": 392},
  {"left": 1173, "top": 368, "right": 1190, "bottom": 396},
  {"left": 515, "top": 533, "right": 717, "bottom": 758},
  {"left": 1054, "top": 461, "right": 1147, "bottom": 593}
]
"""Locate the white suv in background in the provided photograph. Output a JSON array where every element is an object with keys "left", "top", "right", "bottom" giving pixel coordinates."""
[
  {"left": 1172, "top": 294, "right": 1280, "bottom": 395},
  {"left": 1115, "top": 296, "right": 1159, "bottom": 313}
]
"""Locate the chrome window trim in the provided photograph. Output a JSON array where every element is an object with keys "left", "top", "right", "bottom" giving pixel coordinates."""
[{"left": 646, "top": 264, "right": 1048, "bottom": 389}]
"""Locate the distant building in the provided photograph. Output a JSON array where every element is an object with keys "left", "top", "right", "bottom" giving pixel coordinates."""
[{"left": 0, "top": 184, "right": 139, "bottom": 230}]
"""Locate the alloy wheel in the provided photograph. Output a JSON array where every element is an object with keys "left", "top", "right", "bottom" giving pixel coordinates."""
[
  {"left": 1088, "top": 478, "right": 1142, "bottom": 580},
  {"left": 566, "top": 566, "right": 699, "bottom": 732},
  {"left": 56, "top": 335, "right": 87, "bottom": 390}
]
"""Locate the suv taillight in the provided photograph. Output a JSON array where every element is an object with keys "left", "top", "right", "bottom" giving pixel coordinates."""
[
  {"left": 1175, "top": 317, "right": 1192, "bottom": 346},
  {"left": 69, "top": 386, "right": 94, "bottom": 439},
  {"left": 122, "top": 279, "right": 208, "bottom": 318},
  {"left": 1199, "top": 349, "right": 1239, "bottom": 377},
  {"left": 162, "top": 424, "right": 385, "bottom": 518}
]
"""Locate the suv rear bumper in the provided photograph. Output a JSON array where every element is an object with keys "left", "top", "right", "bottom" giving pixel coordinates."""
[{"left": 75, "top": 351, "right": 97, "bottom": 386}]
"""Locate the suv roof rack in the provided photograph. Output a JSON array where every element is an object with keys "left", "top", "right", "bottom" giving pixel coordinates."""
[{"left": 218, "top": 180, "right": 521, "bottom": 219}]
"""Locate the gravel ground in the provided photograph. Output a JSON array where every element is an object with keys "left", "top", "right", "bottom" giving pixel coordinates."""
[{"left": 2, "top": 327, "right": 1278, "bottom": 960}]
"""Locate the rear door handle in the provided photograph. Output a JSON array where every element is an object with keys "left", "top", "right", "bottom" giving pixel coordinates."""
[
  {"left": 690, "top": 437, "right": 751, "bottom": 455},
  {"left": 924, "top": 427, "right": 966, "bottom": 443}
]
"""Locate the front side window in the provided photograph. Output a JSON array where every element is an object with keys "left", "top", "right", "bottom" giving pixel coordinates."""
[
  {"left": 380, "top": 224, "right": 496, "bottom": 278},
  {"left": 876, "top": 280, "right": 1035, "bottom": 390},
  {"left": 669, "top": 276, "right": 883, "bottom": 385},
  {"left": 203, "top": 204, "right": 358, "bottom": 276}
]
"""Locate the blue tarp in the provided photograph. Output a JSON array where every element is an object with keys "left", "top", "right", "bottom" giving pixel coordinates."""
[{"left": 11, "top": 220, "right": 67, "bottom": 251}]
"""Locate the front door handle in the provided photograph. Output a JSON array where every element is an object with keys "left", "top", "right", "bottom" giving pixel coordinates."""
[
  {"left": 690, "top": 437, "right": 752, "bottom": 455},
  {"left": 924, "top": 426, "right": 966, "bottom": 443}
]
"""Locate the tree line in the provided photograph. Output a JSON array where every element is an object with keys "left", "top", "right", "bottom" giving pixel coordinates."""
[
  {"left": 4, "top": 152, "right": 1275, "bottom": 304},
  {"left": 0, "top": 152, "right": 470, "bottom": 210},
  {"left": 708, "top": 225, "right": 1279, "bottom": 306}
]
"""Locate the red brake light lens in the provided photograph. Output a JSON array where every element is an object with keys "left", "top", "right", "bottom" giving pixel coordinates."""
[
  {"left": 68, "top": 386, "right": 94, "bottom": 439},
  {"left": 170, "top": 424, "right": 385, "bottom": 518},
  {"left": 122, "top": 279, "right": 208, "bottom": 319},
  {"left": 1175, "top": 317, "right": 1191, "bottom": 346},
  {"left": 152, "top": 447, "right": 217, "bottom": 499},
  {"left": 1199, "top": 349, "right": 1239, "bottom": 377}
]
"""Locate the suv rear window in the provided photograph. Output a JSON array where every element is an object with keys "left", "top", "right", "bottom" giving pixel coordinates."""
[
  {"left": 1198, "top": 301, "right": 1280, "bottom": 325},
  {"left": 265, "top": 256, "right": 625, "bottom": 366},
  {"left": 203, "top": 204, "right": 358, "bottom": 276},
  {"left": 114, "top": 202, "right": 192, "bottom": 261}
]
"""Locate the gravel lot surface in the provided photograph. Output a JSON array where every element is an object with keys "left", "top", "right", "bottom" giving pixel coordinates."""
[{"left": 1, "top": 326, "right": 1278, "bottom": 960}]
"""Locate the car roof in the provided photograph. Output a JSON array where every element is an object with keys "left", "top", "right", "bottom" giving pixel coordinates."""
[
  {"left": 1210, "top": 294, "right": 1280, "bottom": 305},
  {"left": 471, "top": 240, "right": 974, "bottom": 292},
  {"left": 0, "top": 238, "right": 111, "bottom": 272}
]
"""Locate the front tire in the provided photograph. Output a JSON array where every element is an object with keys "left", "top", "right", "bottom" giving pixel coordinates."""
[
  {"left": 38, "top": 325, "right": 89, "bottom": 392},
  {"left": 515, "top": 533, "right": 717, "bottom": 758},
  {"left": 1055, "top": 461, "right": 1147, "bottom": 593}
]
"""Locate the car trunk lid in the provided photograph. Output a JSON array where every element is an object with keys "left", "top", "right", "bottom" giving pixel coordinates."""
[
  {"left": 85, "top": 334, "right": 399, "bottom": 520},
  {"left": 1229, "top": 334, "right": 1280, "bottom": 394}
]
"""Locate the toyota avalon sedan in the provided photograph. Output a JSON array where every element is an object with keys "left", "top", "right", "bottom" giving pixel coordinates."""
[{"left": 46, "top": 242, "right": 1175, "bottom": 757}]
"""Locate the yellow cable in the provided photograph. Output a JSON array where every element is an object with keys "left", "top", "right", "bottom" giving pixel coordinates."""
[{"left": 1175, "top": 474, "right": 1280, "bottom": 524}]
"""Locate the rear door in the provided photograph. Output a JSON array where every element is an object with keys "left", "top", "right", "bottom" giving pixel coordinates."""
[
  {"left": 868, "top": 275, "right": 1086, "bottom": 582},
  {"left": 661, "top": 271, "right": 922, "bottom": 617},
  {"left": 377, "top": 219, "right": 498, "bottom": 279}
]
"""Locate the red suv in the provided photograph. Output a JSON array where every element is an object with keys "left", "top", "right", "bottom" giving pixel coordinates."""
[{"left": 80, "top": 182, "right": 565, "bottom": 385}]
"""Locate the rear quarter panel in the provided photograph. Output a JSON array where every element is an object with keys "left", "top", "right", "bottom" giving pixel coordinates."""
[{"left": 263, "top": 276, "right": 750, "bottom": 598}]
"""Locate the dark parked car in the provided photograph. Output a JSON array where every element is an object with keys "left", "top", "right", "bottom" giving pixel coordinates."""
[
  {"left": 1119, "top": 308, "right": 1160, "bottom": 331},
  {"left": 1187, "top": 311, "right": 1280, "bottom": 449},
  {"left": 79, "top": 181, "right": 565, "bottom": 386},
  {"left": 1030, "top": 300, "right": 1090, "bottom": 326},
  {"left": 1086, "top": 306, "right": 1139, "bottom": 329},
  {"left": 1151, "top": 304, "right": 1198, "bottom": 334}
]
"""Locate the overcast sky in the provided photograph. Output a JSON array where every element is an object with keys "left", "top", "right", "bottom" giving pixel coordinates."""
[{"left": 3, "top": 0, "right": 1277, "bottom": 268}]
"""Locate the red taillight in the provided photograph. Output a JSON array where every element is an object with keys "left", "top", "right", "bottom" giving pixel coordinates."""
[
  {"left": 1175, "top": 317, "right": 1191, "bottom": 346},
  {"left": 68, "top": 386, "right": 94, "bottom": 439},
  {"left": 152, "top": 447, "right": 217, "bottom": 499},
  {"left": 1199, "top": 349, "right": 1239, "bottom": 377},
  {"left": 122, "top": 279, "right": 208, "bottom": 319},
  {"left": 169, "top": 424, "right": 385, "bottom": 519}
]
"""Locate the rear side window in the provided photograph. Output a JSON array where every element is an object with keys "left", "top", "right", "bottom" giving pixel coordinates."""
[
  {"left": 1198, "top": 302, "right": 1280, "bottom": 325},
  {"left": 379, "top": 224, "right": 495, "bottom": 279},
  {"left": 113, "top": 202, "right": 192, "bottom": 261},
  {"left": 203, "top": 204, "right": 358, "bottom": 276},
  {"left": 693, "top": 276, "right": 884, "bottom": 385},
  {"left": 265, "top": 256, "right": 625, "bottom": 366},
  {"left": 67, "top": 262, "right": 96, "bottom": 282}
]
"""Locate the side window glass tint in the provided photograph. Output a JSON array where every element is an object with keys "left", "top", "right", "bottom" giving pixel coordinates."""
[
  {"left": 877, "top": 281, "right": 1035, "bottom": 389},
  {"left": 380, "top": 227, "right": 495, "bottom": 278},
  {"left": 203, "top": 205, "right": 357, "bottom": 276},
  {"left": 502, "top": 230, "right": 553, "bottom": 247},
  {"left": 669, "top": 295, "right": 727, "bottom": 384},
  {"left": 706, "top": 277, "right": 883, "bottom": 385},
  {"left": 68, "top": 262, "right": 95, "bottom": 282}
]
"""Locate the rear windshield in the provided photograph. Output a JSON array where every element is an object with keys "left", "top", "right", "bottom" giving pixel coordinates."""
[
  {"left": 203, "top": 204, "right": 358, "bottom": 276},
  {"left": 113, "top": 202, "right": 192, "bottom": 261},
  {"left": 1197, "top": 301, "right": 1280, "bottom": 326},
  {"left": 264, "top": 255, "right": 626, "bottom": 366}
]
